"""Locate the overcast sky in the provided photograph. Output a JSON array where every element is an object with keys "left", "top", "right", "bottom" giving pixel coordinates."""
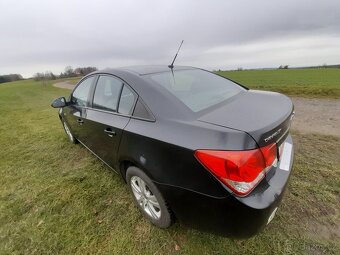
[{"left": 1, "top": 0, "right": 340, "bottom": 77}]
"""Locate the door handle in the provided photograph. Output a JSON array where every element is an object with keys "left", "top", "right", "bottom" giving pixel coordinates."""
[
  {"left": 77, "top": 119, "right": 84, "bottom": 125},
  {"left": 104, "top": 128, "right": 116, "bottom": 137}
]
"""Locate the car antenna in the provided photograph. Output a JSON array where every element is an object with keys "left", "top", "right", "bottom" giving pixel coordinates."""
[{"left": 168, "top": 40, "right": 184, "bottom": 69}]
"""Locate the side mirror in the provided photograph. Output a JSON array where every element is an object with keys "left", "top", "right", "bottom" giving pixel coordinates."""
[{"left": 51, "top": 97, "right": 67, "bottom": 108}]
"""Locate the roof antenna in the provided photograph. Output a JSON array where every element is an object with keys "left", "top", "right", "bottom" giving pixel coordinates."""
[{"left": 168, "top": 40, "right": 184, "bottom": 69}]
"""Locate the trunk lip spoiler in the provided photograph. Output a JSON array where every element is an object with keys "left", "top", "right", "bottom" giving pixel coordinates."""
[{"left": 276, "top": 110, "right": 295, "bottom": 144}]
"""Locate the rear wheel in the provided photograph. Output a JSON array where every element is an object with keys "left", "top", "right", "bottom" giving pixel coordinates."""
[
  {"left": 126, "top": 166, "right": 173, "bottom": 228},
  {"left": 62, "top": 120, "right": 77, "bottom": 144}
]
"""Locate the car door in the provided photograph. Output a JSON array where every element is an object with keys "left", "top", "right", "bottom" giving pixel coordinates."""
[
  {"left": 63, "top": 75, "right": 96, "bottom": 143},
  {"left": 84, "top": 74, "right": 137, "bottom": 168}
]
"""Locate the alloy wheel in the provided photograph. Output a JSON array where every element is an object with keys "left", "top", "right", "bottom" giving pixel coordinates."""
[{"left": 130, "top": 176, "right": 161, "bottom": 219}]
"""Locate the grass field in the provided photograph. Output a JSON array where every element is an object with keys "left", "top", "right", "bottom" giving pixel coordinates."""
[
  {"left": 57, "top": 68, "right": 340, "bottom": 98},
  {"left": 217, "top": 68, "right": 340, "bottom": 98},
  {"left": 0, "top": 79, "right": 339, "bottom": 254},
  {"left": 66, "top": 77, "right": 82, "bottom": 85},
  {"left": 55, "top": 77, "right": 81, "bottom": 85}
]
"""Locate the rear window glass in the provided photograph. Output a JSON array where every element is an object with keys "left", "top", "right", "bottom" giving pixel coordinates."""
[{"left": 149, "top": 69, "right": 243, "bottom": 112}]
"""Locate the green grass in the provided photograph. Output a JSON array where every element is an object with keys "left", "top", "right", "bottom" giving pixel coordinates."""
[
  {"left": 0, "top": 80, "right": 339, "bottom": 254},
  {"left": 53, "top": 77, "right": 81, "bottom": 85},
  {"left": 66, "top": 77, "right": 82, "bottom": 85},
  {"left": 216, "top": 68, "right": 340, "bottom": 98}
]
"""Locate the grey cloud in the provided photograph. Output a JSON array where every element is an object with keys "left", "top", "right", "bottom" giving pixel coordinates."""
[{"left": 1, "top": 0, "right": 340, "bottom": 77}]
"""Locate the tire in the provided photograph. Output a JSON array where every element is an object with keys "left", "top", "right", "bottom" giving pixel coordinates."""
[
  {"left": 126, "top": 166, "right": 173, "bottom": 228},
  {"left": 62, "top": 120, "right": 77, "bottom": 144}
]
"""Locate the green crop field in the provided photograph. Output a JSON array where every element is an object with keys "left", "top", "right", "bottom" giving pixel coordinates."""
[
  {"left": 57, "top": 68, "right": 340, "bottom": 98},
  {"left": 217, "top": 68, "right": 340, "bottom": 98},
  {"left": 0, "top": 79, "right": 339, "bottom": 254}
]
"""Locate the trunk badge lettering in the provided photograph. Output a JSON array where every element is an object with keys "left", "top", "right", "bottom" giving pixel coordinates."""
[{"left": 264, "top": 128, "right": 282, "bottom": 143}]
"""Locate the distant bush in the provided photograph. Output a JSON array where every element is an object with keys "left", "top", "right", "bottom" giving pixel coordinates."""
[
  {"left": 0, "top": 74, "right": 23, "bottom": 84},
  {"left": 59, "top": 66, "right": 97, "bottom": 78},
  {"left": 33, "top": 71, "right": 56, "bottom": 81},
  {"left": 74, "top": 66, "right": 98, "bottom": 76},
  {"left": 278, "top": 65, "right": 289, "bottom": 69},
  {"left": 34, "top": 66, "right": 98, "bottom": 82}
]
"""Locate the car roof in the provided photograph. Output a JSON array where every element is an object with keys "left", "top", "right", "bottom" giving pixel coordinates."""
[
  {"left": 88, "top": 65, "right": 202, "bottom": 120},
  {"left": 99, "top": 65, "right": 196, "bottom": 76}
]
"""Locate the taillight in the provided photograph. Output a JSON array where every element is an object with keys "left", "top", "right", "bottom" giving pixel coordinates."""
[{"left": 195, "top": 143, "right": 277, "bottom": 196}]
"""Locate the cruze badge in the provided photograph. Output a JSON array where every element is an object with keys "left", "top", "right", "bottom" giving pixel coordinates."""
[{"left": 264, "top": 128, "right": 282, "bottom": 143}]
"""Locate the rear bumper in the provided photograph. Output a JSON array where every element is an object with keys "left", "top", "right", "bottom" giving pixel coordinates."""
[{"left": 157, "top": 135, "right": 294, "bottom": 238}]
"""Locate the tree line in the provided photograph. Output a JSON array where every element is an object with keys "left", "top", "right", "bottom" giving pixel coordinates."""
[
  {"left": 0, "top": 66, "right": 98, "bottom": 84},
  {"left": 33, "top": 66, "right": 97, "bottom": 81},
  {"left": 0, "top": 74, "right": 23, "bottom": 83}
]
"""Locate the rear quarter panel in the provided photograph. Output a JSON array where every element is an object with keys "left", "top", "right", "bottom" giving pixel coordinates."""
[{"left": 118, "top": 117, "right": 257, "bottom": 197}]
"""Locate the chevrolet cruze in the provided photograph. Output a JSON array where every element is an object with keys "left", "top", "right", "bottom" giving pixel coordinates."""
[{"left": 51, "top": 66, "right": 294, "bottom": 238}]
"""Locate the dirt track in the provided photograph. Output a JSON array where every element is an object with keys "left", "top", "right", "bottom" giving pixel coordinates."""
[
  {"left": 54, "top": 81, "right": 340, "bottom": 137},
  {"left": 54, "top": 81, "right": 75, "bottom": 90},
  {"left": 291, "top": 97, "right": 340, "bottom": 136}
]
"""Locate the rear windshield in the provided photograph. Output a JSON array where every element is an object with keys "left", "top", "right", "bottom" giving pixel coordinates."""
[{"left": 149, "top": 69, "right": 244, "bottom": 112}]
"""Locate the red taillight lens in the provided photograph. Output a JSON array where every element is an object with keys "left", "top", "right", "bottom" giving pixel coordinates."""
[
  {"left": 260, "top": 143, "right": 277, "bottom": 167},
  {"left": 195, "top": 143, "right": 277, "bottom": 196}
]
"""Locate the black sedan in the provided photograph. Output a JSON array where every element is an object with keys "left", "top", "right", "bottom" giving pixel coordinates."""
[{"left": 51, "top": 66, "right": 294, "bottom": 238}]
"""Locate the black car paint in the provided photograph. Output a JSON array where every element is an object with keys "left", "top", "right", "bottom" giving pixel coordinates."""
[
  {"left": 198, "top": 89, "right": 294, "bottom": 147},
  {"left": 57, "top": 66, "right": 294, "bottom": 237}
]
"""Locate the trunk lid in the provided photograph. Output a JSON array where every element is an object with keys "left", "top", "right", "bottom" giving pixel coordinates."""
[{"left": 198, "top": 90, "right": 294, "bottom": 147}]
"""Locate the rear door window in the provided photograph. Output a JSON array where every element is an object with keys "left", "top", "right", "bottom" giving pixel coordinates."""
[{"left": 93, "top": 75, "right": 123, "bottom": 112}]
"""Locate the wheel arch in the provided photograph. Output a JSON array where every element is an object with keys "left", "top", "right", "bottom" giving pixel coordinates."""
[{"left": 118, "top": 157, "right": 154, "bottom": 183}]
